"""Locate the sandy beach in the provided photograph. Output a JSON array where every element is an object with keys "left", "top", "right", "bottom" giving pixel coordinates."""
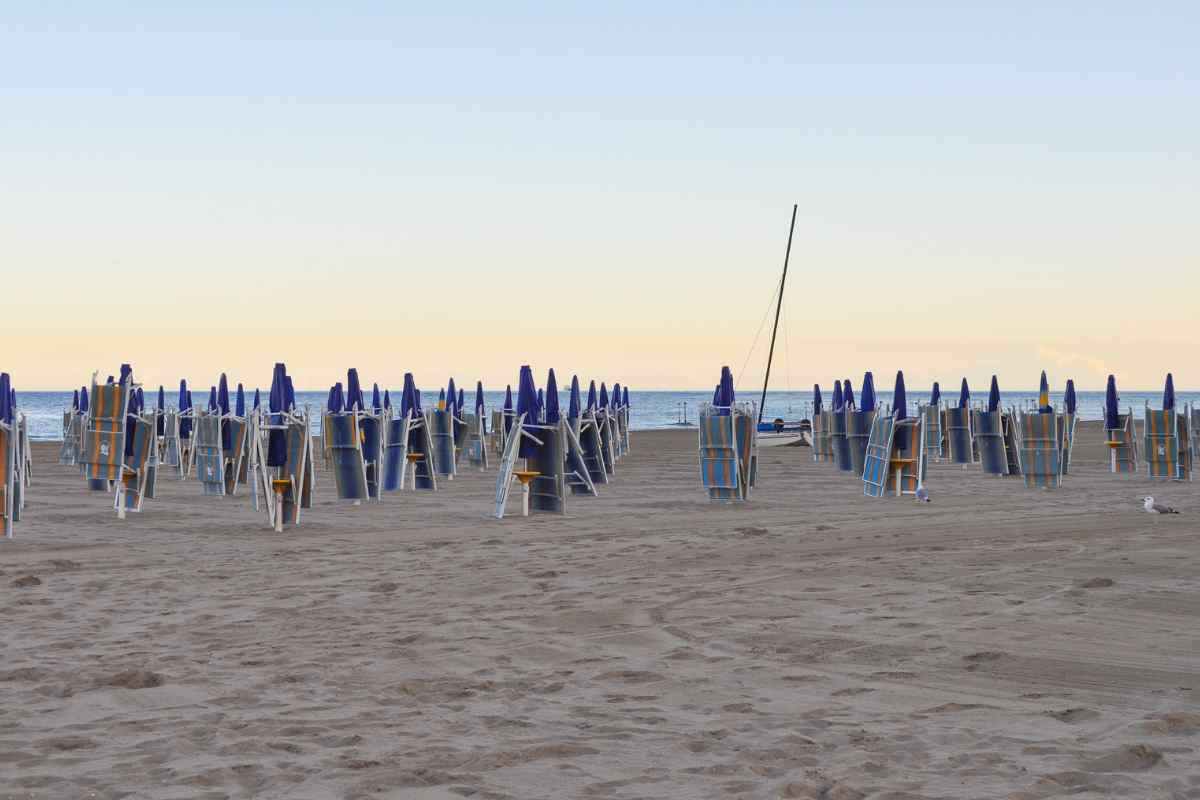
[{"left": 2, "top": 423, "right": 1197, "bottom": 799}]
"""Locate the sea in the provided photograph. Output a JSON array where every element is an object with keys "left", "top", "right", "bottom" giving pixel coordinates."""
[{"left": 16, "top": 390, "right": 1200, "bottom": 442}]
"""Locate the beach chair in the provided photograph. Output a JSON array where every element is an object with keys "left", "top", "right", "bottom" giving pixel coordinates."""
[
  {"left": 222, "top": 415, "right": 249, "bottom": 495},
  {"left": 972, "top": 410, "right": 1017, "bottom": 476},
  {"left": 1144, "top": 406, "right": 1186, "bottom": 480},
  {"left": 490, "top": 410, "right": 506, "bottom": 455},
  {"left": 324, "top": 411, "right": 370, "bottom": 501},
  {"left": 80, "top": 377, "right": 130, "bottom": 494},
  {"left": 845, "top": 410, "right": 874, "bottom": 477},
  {"left": 861, "top": 414, "right": 895, "bottom": 498},
  {"left": 59, "top": 411, "right": 84, "bottom": 465},
  {"left": 698, "top": 402, "right": 757, "bottom": 502},
  {"left": 1058, "top": 410, "right": 1078, "bottom": 475},
  {"left": 1104, "top": 410, "right": 1139, "bottom": 474},
  {"left": 831, "top": 409, "right": 852, "bottom": 472},
  {"left": 494, "top": 419, "right": 567, "bottom": 517},
  {"left": 944, "top": 407, "right": 975, "bottom": 465},
  {"left": 564, "top": 419, "right": 597, "bottom": 496},
  {"left": 812, "top": 410, "right": 835, "bottom": 462},
  {"left": 598, "top": 410, "right": 617, "bottom": 476},
  {"left": 116, "top": 414, "right": 156, "bottom": 513},
  {"left": 576, "top": 411, "right": 609, "bottom": 486},
  {"left": 382, "top": 410, "right": 437, "bottom": 492},
  {"left": 460, "top": 410, "right": 489, "bottom": 471},
  {"left": 1016, "top": 412, "right": 1062, "bottom": 488},
  {"left": 921, "top": 404, "right": 943, "bottom": 461},
  {"left": 429, "top": 407, "right": 457, "bottom": 479},
  {"left": 1189, "top": 405, "right": 1200, "bottom": 478},
  {"left": 619, "top": 404, "right": 632, "bottom": 456},
  {"left": 0, "top": 411, "right": 15, "bottom": 538},
  {"left": 267, "top": 411, "right": 315, "bottom": 528},
  {"left": 160, "top": 411, "right": 181, "bottom": 468},
  {"left": 192, "top": 409, "right": 226, "bottom": 496}
]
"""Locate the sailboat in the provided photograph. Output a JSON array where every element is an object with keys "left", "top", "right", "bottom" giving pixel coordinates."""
[{"left": 756, "top": 204, "right": 812, "bottom": 448}]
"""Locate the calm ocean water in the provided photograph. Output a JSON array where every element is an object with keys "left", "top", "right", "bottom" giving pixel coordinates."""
[{"left": 16, "top": 389, "right": 1200, "bottom": 441}]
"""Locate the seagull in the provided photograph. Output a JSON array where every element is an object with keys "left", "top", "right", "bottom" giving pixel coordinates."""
[
  {"left": 915, "top": 486, "right": 930, "bottom": 503},
  {"left": 1144, "top": 496, "right": 1180, "bottom": 514}
]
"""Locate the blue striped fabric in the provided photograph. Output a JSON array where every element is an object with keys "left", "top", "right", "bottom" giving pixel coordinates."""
[
  {"left": 944, "top": 408, "right": 974, "bottom": 465},
  {"left": 973, "top": 410, "right": 1010, "bottom": 476},
  {"left": 193, "top": 413, "right": 225, "bottom": 496},
  {"left": 861, "top": 415, "right": 895, "bottom": 498},
  {"left": 326, "top": 413, "right": 369, "bottom": 500},
  {"left": 1018, "top": 413, "right": 1062, "bottom": 488}
]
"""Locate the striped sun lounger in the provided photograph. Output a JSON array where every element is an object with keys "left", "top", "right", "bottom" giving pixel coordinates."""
[
  {"left": 1189, "top": 407, "right": 1200, "bottom": 478},
  {"left": 845, "top": 410, "right": 874, "bottom": 477},
  {"left": 564, "top": 420, "right": 597, "bottom": 496},
  {"left": 81, "top": 381, "right": 130, "bottom": 489},
  {"left": 944, "top": 407, "right": 975, "bottom": 465},
  {"left": 831, "top": 410, "right": 851, "bottom": 472},
  {"left": 812, "top": 410, "right": 835, "bottom": 462},
  {"left": 118, "top": 415, "right": 156, "bottom": 512},
  {"left": 223, "top": 418, "right": 248, "bottom": 495},
  {"left": 578, "top": 416, "right": 609, "bottom": 486},
  {"left": 461, "top": 412, "right": 489, "bottom": 471},
  {"left": 973, "top": 410, "right": 1014, "bottom": 476},
  {"left": 1, "top": 416, "right": 14, "bottom": 537},
  {"left": 59, "top": 412, "right": 83, "bottom": 465},
  {"left": 161, "top": 411, "right": 181, "bottom": 468},
  {"left": 281, "top": 419, "right": 313, "bottom": 524},
  {"left": 598, "top": 411, "right": 617, "bottom": 476},
  {"left": 1144, "top": 408, "right": 1184, "bottom": 480},
  {"left": 192, "top": 412, "right": 226, "bottom": 496},
  {"left": 429, "top": 408, "right": 456, "bottom": 479},
  {"left": 325, "top": 412, "right": 369, "bottom": 501},
  {"left": 1017, "top": 412, "right": 1062, "bottom": 488},
  {"left": 734, "top": 410, "right": 757, "bottom": 492},
  {"left": 861, "top": 414, "right": 896, "bottom": 498},
  {"left": 700, "top": 412, "right": 742, "bottom": 502}
]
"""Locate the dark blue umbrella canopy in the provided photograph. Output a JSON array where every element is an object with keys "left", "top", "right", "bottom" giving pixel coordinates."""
[
  {"left": 458, "top": 388, "right": 465, "bottom": 414},
  {"left": 832, "top": 380, "right": 844, "bottom": 412},
  {"left": 72, "top": 389, "right": 79, "bottom": 410},
  {"left": 446, "top": 378, "right": 458, "bottom": 414},
  {"left": 931, "top": 381, "right": 941, "bottom": 406},
  {"left": 372, "top": 383, "right": 382, "bottom": 412},
  {"left": 325, "top": 385, "right": 336, "bottom": 412},
  {"left": 623, "top": 386, "right": 629, "bottom": 407},
  {"left": 415, "top": 389, "right": 422, "bottom": 412},
  {"left": 179, "top": 379, "right": 189, "bottom": 409},
  {"left": 157, "top": 385, "right": 166, "bottom": 411},
  {"left": 119, "top": 363, "right": 132, "bottom": 385},
  {"left": 328, "top": 383, "right": 345, "bottom": 413},
  {"left": 537, "top": 388, "right": 544, "bottom": 418},
  {"left": 1038, "top": 370, "right": 1052, "bottom": 413},
  {"left": 134, "top": 387, "right": 145, "bottom": 413},
  {"left": 860, "top": 373, "right": 876, "bottom": 412},
  {"left": 269, "top": 364, "right": 286, "bottom": 414},
  {"left": 1064, "top": 380, "right": 1077, "bottom": 414},
  {"left": 253, "top": 388, "right": 261, "bottom": 410},
  {"left": 503, "top": 384, "right": 514, "bottom": 433},
  {"left": 218, "top": 374, "right": 231, "bottom": 415},
  {"left": 612, "top": 382, "right": 622, "bottom": 408},
  {"left": 893, "top": 371, "right": 907, "bottom": 419},
  {"left": 517, "top": 366, "right": 538, "bottom": 423},
  {"left": 713, "top": 385, "right": 720, "bottom": 405},
  {"left": 208, "top": 386, "right": 218, "bottom": 411},
  {"left": 587, "top": 380, "right": 598, "bottom": 411},
  {"left": 475, "top": 381, "right": 485, "bottom": 415},
  {"left": 80, "top": 386, "right": 89, "bottom": 413},
  {"left": 236, "top": 383, "right": 245, "bottom": 416},
  {"left": 0, "top": 374, "right": 10, "bottom": 425},
  {"left": 1163, "top": 373, "right": 1176, "bottom": 410},
  {"left": 813, "top": 384, "right": 823, "bottom": 415},
  {"left": 843, "top": 378, "right": 855, "bottom": 410},
  {"left": 988, "top": 375, "right": 1001, "bottom": 413},
  {"left": 568, "top": 376, "right": 582, "bottom": 419},
  {"left": 107, "top": 375, "right": 115, "bottom": 384},
  {"left": 1105, "top": 375, "right": 1120, "bottom": 428},
  {"left": 958, "top": 378, "right": 970, "bottom": 408},
  {"left": 346, "top": 369, "right": 363, "bottom": 411},
  {"left": 401, "top": 373, "right": 419, "bottom": 418},
  {"left": 545, "top": 369, "right": 561, "bottom": 424},
  {"left": 599, "top": 382, "right": 610, "bottom": 409},
  {"left": 720, "top": 367, "right": 735, "bottom": 405},
  {"left": 284, "top": 376, "right": 296, "bottom": 411},
  {"left": 383, "top": 389, "right": 391, "bottom": 410}
]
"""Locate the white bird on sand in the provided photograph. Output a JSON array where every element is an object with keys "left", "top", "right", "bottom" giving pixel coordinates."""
[
  {"left": 915, "top": 486, "right": 930, "bottom": 503},
  {"left": 1144, "top": 496, "right": 1179, "bottom": 514}
]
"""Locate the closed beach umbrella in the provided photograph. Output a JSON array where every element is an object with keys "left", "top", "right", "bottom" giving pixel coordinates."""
[
  {"left": 328, "top": 383, "right": 345, "bottom": 413},
  {"left": 438, "top": 388, "right": 446, "bottom": 411},
  {"left": 832, "top": 380, "right": 844, "bottom": 412},
  {"left": 415, "top": 389, "right": 422, "bottom": 411},
  {"left": 517, "top": 366, "right": 538, "bottom": 456},
  {"left": 988, "top": 376, "right": 1001, "bottom": 413},
  {"left": 720, "top": 367, "right": 735, "bottom": 404},
  {"left": 0, "top": 374, "right": 10, "bottom": 425},
  {"left": 612, "top": 383, "right": 622, "bottom": 409},
  {"left": 623, "top": 386, "right": 629, "bottom": 407},
  {"left": 383, "top": 389, "right": 391, "bottom": 410},
  {"left": 959, "top": 378, "right": 970, "bottom": 408},
  {"left": 208, "top": 386, "right": 218, "bottom": 411},
  {"left": 813, "top": 384, "right": 823, "bottom": 416},
  {"left": 860, "top": 373, "right": 876, "bottom": 412},
  {"left": 266, "top": 363, "right": 288, "bottom": 466},
  {"left": 346, "top": 369, "right": 363, "bottom": 411},
  {"left": 325, "top": 385, "right": 337, "bottom": 412},
  {"left": 156, "top": 385, "right": 166, "bottom": 435},
  {"left": 284, "top": 376, "right": 296, "bottom": 412},
  {"left": 503, "top": 385, "right": 514, "bottom": 433},
  {"left": 446, "top": 378, "right": 458, "bottom": 414},
  {"left": 253, "top": 388, "right": 261, "bottom": 410},
  {"left": 1038, "top": 371, "right": 1052, "bottom": 413},
  {"left": 843, "top": 378, "right": 855, "bottom": 410},
  {"left": 178, "top": 379, "right": 188, "bottom": 410},
  {"left": 457, "top": 388, "right": 465, "bottom": 415},
  {"left": 1064, "top": 380, "right": 1077, "bottom": 415},
  {"left": 235, "top": 383, "right": 246, "bottom": 417},
  {"left": 178, "top": 380, "right": 192, "bottom": 439},
  {"left": 600, "top": 382, "right": 610, "bottom": 409},
  {"left": 72, "top": 389, "right": 79, "bottom": 410},
  {"left": 372, "top": 383, "right": 382, "bottom": 413},
  {"left": 931, "top": 381, "right": 941, "bottom": 406},
  {"left": 893, "top": 371, "right": 907, "bottom": 419},
  {"left": 568, "top": 376, "right": 582, "bottom": 419},
  {"left": 119, "top": 363, "right": 132, "bottom": 385},
  {"left": 475, "top": 381, "right": 485, "bottom": 416},
  {"left": 401, "top": 373, "right": 419, "bottom": 418},
  {"left": 587, "top": 381, "right": 597, "bottom": 411},
  {"left": 218, "top": 374, "right": 231, "bottom": 415},
  {"left": 545, "top": 369, "right": 561, "bottom": 424},
  {"left": 81, "top": 386, "right": 89, "bottom": 413},
  {"left": 1163, "top": 373, "right": 1176, "bottom": 410},
  {"left": 1104, "top": 375, "right": 1120, "bottom": 429},
  {"left": 713, "top": 385, "right": 720, "bottom": 405}
]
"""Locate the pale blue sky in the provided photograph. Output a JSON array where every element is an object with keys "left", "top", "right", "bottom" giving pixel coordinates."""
[{"left": 3, "top": 3, "right": 1197, "bottom": 390}]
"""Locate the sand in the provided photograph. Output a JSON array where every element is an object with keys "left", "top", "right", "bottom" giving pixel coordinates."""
[{"left": 2, "top": 422, "right": 1198, "bottom": 799}]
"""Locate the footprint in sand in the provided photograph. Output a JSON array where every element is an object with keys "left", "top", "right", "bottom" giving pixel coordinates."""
[
  {"left": 1140, "top": 712, "right": 1200, "bottom": 735},
  {"left": 100, "top": 670, "right": 164, "bottom": 690},
  {"left": 1047, "top": 708, "right": 1099, "bottom": 723},
  {"left": 12, "top": 575, "right": 41, "bottom": 588},
  {"left": 1082, "top": 744, "right": 1163, "bottom": 772}
]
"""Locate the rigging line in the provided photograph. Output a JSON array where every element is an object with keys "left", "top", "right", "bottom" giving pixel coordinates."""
[
  {"left": 782, "top": 290, "right": 793, "bottom": 395},
  {"left": 758, "top": 204, "right": 798, "bottom": 423},
  {"left": 738, "top": 278, "right": 781, "bottom": 388}
]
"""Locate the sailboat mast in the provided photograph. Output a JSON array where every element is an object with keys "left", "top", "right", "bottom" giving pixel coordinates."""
[{"left": 758, "top": 204, "right": 798, "bottom": 424}]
